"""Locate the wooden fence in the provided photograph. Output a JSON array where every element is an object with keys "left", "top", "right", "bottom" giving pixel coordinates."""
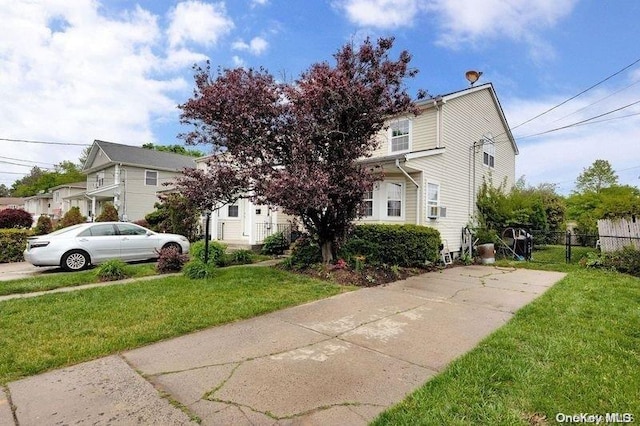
[{"left": 597, "top": 218, "right": 640, "bottom": 252}]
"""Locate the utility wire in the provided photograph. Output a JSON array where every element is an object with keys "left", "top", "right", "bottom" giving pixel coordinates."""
[
  {"left": 510, "top": 56, "right": 640, "bottom": 131},
  {"left": 0, "top": 155, "right": 56, "bottom": 166},
  {"left": 0, "top": 137, "right": 90, "bottom": 146}
]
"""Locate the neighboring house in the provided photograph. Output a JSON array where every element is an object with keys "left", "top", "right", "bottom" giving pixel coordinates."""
[
  {"left": 195, "top": 156, "right": 296, "bottom": 248},
  {"left": 50, "top": 181, "right": 87, "bottom": 219},
  {"left": 0, "top": 197, "right": 26, "bottom": 211},
  {"left": 200, "top": 83, "right": 517, "bottom": 255},
  {"left": 68, "top": 140, "right": 197, "bottom": 222},
  {"left": 23, "top": 192, "right": 54, "bottom": 221}
]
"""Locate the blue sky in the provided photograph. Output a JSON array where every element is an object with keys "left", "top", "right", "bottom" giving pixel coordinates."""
[{"left": 2, "top": 0, "right": 640, "bottom": 194}]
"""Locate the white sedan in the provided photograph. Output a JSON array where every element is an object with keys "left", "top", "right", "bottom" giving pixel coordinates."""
[{"left": 24, "top": 222, "right": 190, "bottom": 271}]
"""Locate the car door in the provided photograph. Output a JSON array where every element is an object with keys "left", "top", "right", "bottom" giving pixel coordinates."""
[
  {"left": 116, "top": 223, "right": 160, "bottom": 260},
  {"left": 76, "top": 224, "right": 120, "bottom": 262}
]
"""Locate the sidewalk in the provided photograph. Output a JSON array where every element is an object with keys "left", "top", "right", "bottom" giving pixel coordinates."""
[{"left": 5, "top": 266, "right": 566, "bottom": 425}]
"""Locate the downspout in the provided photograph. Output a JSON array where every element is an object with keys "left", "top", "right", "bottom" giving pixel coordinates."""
[
  {"left": 433, "top": 97, "right": 443, "bottom": 148},
  {"left": 395, "top": 158, "right": 420, "bottom": 225}
]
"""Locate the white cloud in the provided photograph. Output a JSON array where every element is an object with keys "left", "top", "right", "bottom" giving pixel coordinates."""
[
  {"left": 231, "top": 36, "right": 268, "bottom": 55},
  {"left": 427, "top": 0, "right": 578, "bottom": 49},
  {"left": 335, "top": 0, "right": 422, "bottom": 29},
  {"left": 0, "top": 0, "right": 194, "bottom": 178},
  {"left": 251, "top": 0, "right": 269, "bottom": 7},
  {"left": 167, "top": 1, "right": 234, "bottom": 48},
  {"left": 232, "top": 55, "right": 246, "bottom": 67}
]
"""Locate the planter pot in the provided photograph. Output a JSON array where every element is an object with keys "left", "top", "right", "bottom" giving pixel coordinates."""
[{"left": 477, "top": 243, "right": 495, "bottom": 264}]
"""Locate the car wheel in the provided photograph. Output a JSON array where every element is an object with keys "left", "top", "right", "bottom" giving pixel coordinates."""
[
  {"left": 62, "top": 250, "right": 90, "bottom": 271},
  {"left": 162, "top": 242, "right": 182, "bottom": 254}
]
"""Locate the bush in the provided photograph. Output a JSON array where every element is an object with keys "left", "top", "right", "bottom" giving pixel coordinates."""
[
  {"left": 228, "top": 249, "right": 253, "bottom": 265},
  {"left": 34, "top": 215, "right": 53, "bottom": 235},
  {"left": 339, "top": 224, "right": 441, "bottom": 267},
  {"left": 183, "top": 259, "right": 217, "bottom": 279},
  {"left": 190, "top": 239, "right": 227, "bottom": 266},
  {"left": 261, "top": 232, "right": 289, "bottom": 255},
  {"left": 96, "top": 202, "right": 119, "bottom": 222},
  {"left": 288, "top": 235, "right": 322, "bottom": 269},
  {"left": 0, "top": 208, "right": 33, "bottom": 229},
  {"left": 156, "top": 246, "right": 189, "bottom": 274},
  {"left": 59, "top": 207, "right": 86, "bottom": 229},
  {"left": 602, "top": 246, "right": 640, "bottom": 277},
  {"left": 0, "top": 229, "right": 32, "bottom": 263},
  {"left": 95, "top": 259, "right": 132, "bottom": 281}
]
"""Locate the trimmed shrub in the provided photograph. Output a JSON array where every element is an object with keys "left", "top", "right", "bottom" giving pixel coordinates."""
[
  {"left": 339, "top": 224, "right": 441, "bottom": 267},
  {"left": 34, "top": 215, "right": 53, "bottom": 235},
  {"left": 59, "top": 207, "right": 86, "bottom": 229},
  {"left": 0, "top": 229, "right": 32, "bottom": 263},
  {"left": 261, "top": 232, "right": 289, "bottom": 255},
  {"left": 96, "top": 202, "right": 119, "bottom": 222},
  {"left": 95, "top": 259, "right": 132, "bottom": 281},
  {"left": 229, "top": 249, "right": 253, "bottom": 265},
  {"left": 0, "top": 208, "right": 33, "bottom": 229},
  {"left": 183, "top": 259, "right": 217, "bottom": 279},
  {"left": 190, "top": 239, "right": 227, "bottom": 266},
  {"left": 288, "top": 235, "right": 322, "bottom": 269},
  {"left": 156, "top": 246, "right": 189, "bottom": 274}
]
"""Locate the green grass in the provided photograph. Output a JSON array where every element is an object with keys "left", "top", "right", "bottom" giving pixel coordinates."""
[
  {"left": 375, "top": 254, "right": 640, "bottom": 425},
  {"left": 496, "top": 244, "right": 599, "bottom": 273},
  {"left": 0, "top": 266, "right": 347, "bottom": 384},
  {"left": 0, "top": 263, "right": 158, "bottom": 296}
]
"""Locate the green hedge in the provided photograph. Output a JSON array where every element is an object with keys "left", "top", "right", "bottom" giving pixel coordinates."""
[
  {"left": 340, "top": 224, "right": 441, "bottom": 266},
  {"left": 0, "top": 229, "right": 32, "bottom": 263}
]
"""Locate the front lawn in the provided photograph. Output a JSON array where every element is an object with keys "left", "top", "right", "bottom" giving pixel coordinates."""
[
  {"left": 375, "top": 265, "right": 640, "bottom": 424},
  {"left": 0, "top": 266, "right": 347, "bottom": 384}
]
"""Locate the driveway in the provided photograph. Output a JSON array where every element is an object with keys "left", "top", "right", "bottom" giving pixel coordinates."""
[
  {"left": 3, "top": 266, "right": 566, "bottom": 425},
  {"left": 0, "top": 262, "right": 61, "bottom": 281}
]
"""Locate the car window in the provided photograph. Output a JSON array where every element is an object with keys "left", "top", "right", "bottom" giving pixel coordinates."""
[
  {"left": 116, "top": 224, "right": 148, "bottom": 236},
  {"left": 78, "top": 224, "right": 117, "bottom": 237}
]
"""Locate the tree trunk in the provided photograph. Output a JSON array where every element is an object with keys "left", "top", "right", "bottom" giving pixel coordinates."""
[{"left": 321, "top": 240, "right": 334, "bottom": 264}]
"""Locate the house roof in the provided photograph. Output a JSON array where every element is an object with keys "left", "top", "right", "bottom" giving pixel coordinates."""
[
  {"left": 416, "top": 83, "right": 519, "bottom": 155},
  {"left": 83, "top": 140, "right": 197, "bottom": 173},
  {"left": 0, "top": 197, "right": 26, "bottom": 206},
  {"left": 49, "top": 181, "right": 87, "bottom": 191}
]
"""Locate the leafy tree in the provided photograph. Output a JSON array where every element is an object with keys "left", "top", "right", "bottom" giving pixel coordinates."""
[
  {"left": 11, "top": 162, "right": 85, "bottom": 197},
  {"left": 145, "top": 193, "right": 200, "bottom": 241},
  {"left": 176, "top": 37, "right": 423, "bottom": 262},
  {"left": 0, "top": 184, "right": 10, "bottom": 197},
  {"left": 0, "top": 208, "right": 33, "bottom": 229},
  {"left": 34, "top": 214, "right": 53, "bottom": 235},
  {"left": 142, "top": 143, "right": 204, "bottom": 158},
  {"left": 95, "top": 202, "right": 119, "bottom": 222},
  {"left": 58, "top": 206, "right": 86, "bottom": 229},
  {"left": 574, "top": 159, "right": 618, "bottom": 193}
]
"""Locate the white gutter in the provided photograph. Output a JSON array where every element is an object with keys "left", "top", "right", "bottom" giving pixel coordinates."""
[{"left": 395, "top": 158, "right": 420, "bottom": 225}]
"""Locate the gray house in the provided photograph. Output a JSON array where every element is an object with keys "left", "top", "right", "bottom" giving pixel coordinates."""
[{"left": 71, "top": 140, "right": 197, "bottom": 221}]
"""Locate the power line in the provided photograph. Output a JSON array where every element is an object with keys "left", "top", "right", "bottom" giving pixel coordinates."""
[
  {"left": 0, "top": 155, "right": 56, "bottom": 166},
  {"left": 0, "top": 137, "right": 90, "bottom": 146},
  {"left": 510, "top": 56, "right": 640, "bottom": 131},
  {"left": 515, "top": 98, "right": 640, "bottom": 140}
]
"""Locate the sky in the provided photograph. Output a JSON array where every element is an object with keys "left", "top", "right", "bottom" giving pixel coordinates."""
[{"left": 1, "top": 0, "right": 640, "bottom": 195}]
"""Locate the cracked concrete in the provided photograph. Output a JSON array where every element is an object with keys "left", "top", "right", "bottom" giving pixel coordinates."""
[{"left": 6, "top": 266, "right": 566, "bottom": 425}]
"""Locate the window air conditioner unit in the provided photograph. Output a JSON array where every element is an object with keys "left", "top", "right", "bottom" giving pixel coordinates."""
[{"left": 428, "top": 206, "right": 447, "bottom": 219}]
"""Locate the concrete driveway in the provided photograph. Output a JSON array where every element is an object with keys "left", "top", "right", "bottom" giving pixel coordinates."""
[
  {"left": 2, "top": 266, "right": 566, "bottom": 425},
  {"left": 0, "top": 262, "right": 61, "bottom": 281}
]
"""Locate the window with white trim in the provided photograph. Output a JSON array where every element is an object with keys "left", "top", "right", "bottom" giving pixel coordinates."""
[
  {"left": 427, "top": 183, "right": 440, "bottom": 219},
  {"left": 483, "top": 139, "right": 495, "bottom": 168},
  {"left": 362, "top": 190, "right": 373, "bottom": 217},
  {"left": 145, "top": 170, "right": 158, "bottom": 186},
  {"left": 228, "top": 204, "right": 239, "bottom": 218},
  {"left": 386, "top": 182, "right": 403, "bottom": 217},
  {"left": 390, "top": 119, "right": 410, "bottom": 152},
  {"left": 95, "top": 172, "right": 104, "bottom": 188}
]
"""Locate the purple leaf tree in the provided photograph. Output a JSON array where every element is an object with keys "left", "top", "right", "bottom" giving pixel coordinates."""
[{"left": 176, "top": 37, "right": 422, "bottom": 262}]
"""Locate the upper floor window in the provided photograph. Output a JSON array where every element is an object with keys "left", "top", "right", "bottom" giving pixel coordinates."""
[
  {"left": 386, "top": 182, "right": 403, "bottom": 218},
  {"left": 145, "top": 170, "right": 158, "bottom": 186},
  {"left": 95, "top": 171, "right": 105, "bottom": 188},
  {"left": 390, "top": 119, "right": 410, "bottom": 153},
  {"left": 483, "top": 137, "right": 495, "bottom": 168},
  {"left": 228, "top": 204, "right": 239, "bottom": 218}
]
